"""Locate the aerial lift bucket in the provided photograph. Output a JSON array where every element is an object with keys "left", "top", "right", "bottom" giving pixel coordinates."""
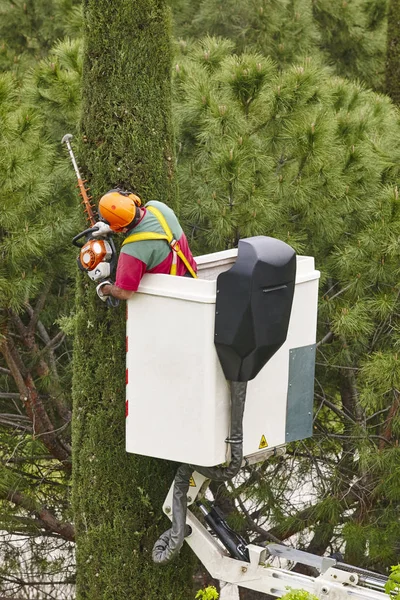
[{"left": 126, "top": 237, "right": 319, "bottom": 466}]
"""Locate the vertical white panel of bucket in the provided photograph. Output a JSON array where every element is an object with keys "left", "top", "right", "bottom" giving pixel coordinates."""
[
  {"left": 125, "top": 274, "right": 230, "bottom": 466},
  {"left": 242, "top": 256, "right": 320, "bottom": 457},
  {"left": 243, "top": 350, "right": 289, "bottom": 455},
  {"left": 288, "top": 257, "right": 319, "bottom": 345}
]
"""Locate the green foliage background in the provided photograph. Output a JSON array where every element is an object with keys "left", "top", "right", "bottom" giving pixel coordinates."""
[
  {"left": 0, "top": 14, "right": 81, "bottom": 596},
  {"left": 172, "top": 37, "right": 400, "bottom": 570},
  {"left": 170, "top": 0, "right": 388, "bottom": 90},
  {"left": 0, "top": 0, "right": 82, "bottom": 74},
  {"left": 1, "top": 0, "right": 400, "bottom": 595}
]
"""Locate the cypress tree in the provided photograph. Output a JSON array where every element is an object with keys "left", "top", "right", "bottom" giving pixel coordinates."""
[
  {"left": 72, "top": 2, "right": 195, "bottom": 599},
  {"left": 386, "top": 0, "right": 400, "bottom": 103}
]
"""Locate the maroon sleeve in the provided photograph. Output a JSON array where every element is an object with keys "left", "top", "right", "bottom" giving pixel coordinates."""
[
  {"left": 115, "top": 252, "right": 147, "bottom": 291},
  {"left": 177, "top": 232, "right": 197, "bottom": 275}
]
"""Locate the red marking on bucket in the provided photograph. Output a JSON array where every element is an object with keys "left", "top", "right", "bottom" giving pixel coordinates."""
[
  {"left": 125, "top": 400, "right": 128, "bottom": 417},
  {"left": 125, "top": 369, "right": 128, "bottom": 385}
]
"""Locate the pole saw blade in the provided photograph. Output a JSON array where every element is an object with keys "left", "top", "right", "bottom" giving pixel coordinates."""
[{"left": 62, "top": 133, "right": 97, "bottom": 227}]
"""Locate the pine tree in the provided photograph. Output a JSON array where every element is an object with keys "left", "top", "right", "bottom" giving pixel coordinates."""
[
  {"left": 314, "top": 0, "right": 387, "bottom": 90},
  {"left": 71, "top": 2, "right": 195, "bottom": 599},
  {"left": 0, "top": 49, "right": 80, "bottom": 595},
  {"left": 170, "top": 0, "right": 388, "bottom": 90},
  {"left": 0, "top": 0, "right": 82, "bottom": 74},
  {"left": 171, "top": 0, "right": 321, "bottom": 71},
  {"left": 173, "top": 37, "right": 400, "bottom": 571}
]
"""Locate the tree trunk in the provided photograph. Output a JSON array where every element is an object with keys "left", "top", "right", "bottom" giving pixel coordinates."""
[
  {"left": 72, "top": 1, "right": 195, "bottom": 599},
  {"left": 386, "top": 0, "right": 400, "bottom": 103}
]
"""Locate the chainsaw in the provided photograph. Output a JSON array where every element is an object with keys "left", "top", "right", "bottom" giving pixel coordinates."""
[{"left": 62, "top": 134, "right": 119, "bottom": 308}]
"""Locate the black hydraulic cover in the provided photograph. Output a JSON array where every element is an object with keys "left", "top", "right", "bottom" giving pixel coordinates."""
[{"left": 214, "top": 236, "right": 296, "bottom": 382}]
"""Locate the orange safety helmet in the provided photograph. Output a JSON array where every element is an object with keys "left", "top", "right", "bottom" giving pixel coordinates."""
[{"left": 98, "top": 189, "right": 142, "bottom": 232}]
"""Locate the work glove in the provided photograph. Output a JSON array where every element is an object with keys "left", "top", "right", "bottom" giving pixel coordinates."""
[
  {"left": 96, "top": 280, "right": 112, "bottom": 302},
  {"left": 91, "top": 221, "right": 113, "bottom": 238}
]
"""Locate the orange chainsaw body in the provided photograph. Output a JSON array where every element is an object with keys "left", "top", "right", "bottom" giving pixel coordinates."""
[{"left": 79, "top": 239, "right": 112, "bottom": 272}]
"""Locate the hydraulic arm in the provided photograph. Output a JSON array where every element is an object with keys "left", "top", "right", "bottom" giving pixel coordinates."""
[{"left": 162, "top": 467, "right": 389, "bottom": 600}]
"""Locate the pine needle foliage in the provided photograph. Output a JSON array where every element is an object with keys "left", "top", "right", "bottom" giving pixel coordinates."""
[
  {"left": 173, "top": 37, "right": 400, "bottom": 570},
  {"left": 0, "top": 73, "right": 78, "bottom": 313},
  {"left": 169, "top": 0, "right": 387, "bottom": 90},
  {"left": 314, "top": 0, "right": 387, "bottom": 89},
  {"left": 0, "top": 0, "right": 82, "bottom": 74},
  {"left": 171, "top": 0, "right": 321, "bottom": 71},
  {"left": 0, "top": 39, "right": 82, "bottom": 598},
  {"left": 25, "top": 38, "right": 83, "bottom": 142}
]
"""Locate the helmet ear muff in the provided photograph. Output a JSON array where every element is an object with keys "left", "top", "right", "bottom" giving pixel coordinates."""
[
  {"left": 128, "top": 193, "right": 142, "bottom": 207},
  {"left": 124, "top": 205, "right": 141, "bottom": 231}
]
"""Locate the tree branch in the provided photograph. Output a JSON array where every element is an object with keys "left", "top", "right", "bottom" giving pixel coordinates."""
[
  {"left": 0, "top": 455, "right": 54, "bottom": 465},
  {"left": 267, "top": 492, "right": 358, "bottom": 540},
  {"left": 1, "top": 341, "right": 71, "bottom": 471},
  {"left": 326, "top": 282, "right": 354, "bottom": 302},
  {"left": 316, "top": 331, "right": 334, "bottom": 348},
  {"left": 27, "top": 316, "right": 71, "bottom": 425},
  {"left": 0, "top": 417, "right": 32, "bottom": 432},
  {"left": 315, "top": 393, "right": 357, "bottom": 424},
  {"left": 0, "top": 341, "right": 29, "bottom": 398},
  {"left": 0, "top": 392, "right": 22, "bottom": 400},
  {"left": 9, "top": 309, "right": 27, "bottom": 339},
  {"left": 235, "top": 494, "right": 283, "bottom": 544},
  {"left": 379, "top": 388, "right": 400, "bottom": 449},
  {"left": 26, "top": 279, "right": 53, "bottom": 336},
  {"left": 35, "top": 318, "right": 61, "bottom": 378},
  {"left": 3, "top": 489, "right": 75, "bottom": 542},
  {"left": 37, "top": 331, "right": 66, "bottom": 357}
]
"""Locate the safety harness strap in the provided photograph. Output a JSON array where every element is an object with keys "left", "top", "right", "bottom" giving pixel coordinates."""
[
  {"left": 122, "top": 231, "right": 168, "bottom": 243},
  {"left": 121, "top": 205, "right": 197, "bottom": 278}
]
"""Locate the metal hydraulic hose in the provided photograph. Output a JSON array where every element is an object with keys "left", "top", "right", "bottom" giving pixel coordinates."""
[{"left": 152, "top": 381, "right": 247, "bottom": 564}]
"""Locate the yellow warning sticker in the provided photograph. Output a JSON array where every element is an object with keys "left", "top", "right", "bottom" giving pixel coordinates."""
[
  {"left": 189, "top": 476, "right": 196, "bottom": 487},
  {"left": 259, "top": 435, "right": 268, "bottom": 449}
]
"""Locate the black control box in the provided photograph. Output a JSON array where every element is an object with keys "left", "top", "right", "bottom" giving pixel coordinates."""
[{"left": 214, "top": 236, "right": 296, "bottom": 382}]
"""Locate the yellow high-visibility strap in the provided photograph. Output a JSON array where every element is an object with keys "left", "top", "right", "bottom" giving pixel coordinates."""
[
  {"left": 122, "top": 231, "right": 168, "bottom": 244},
  {"left": 121, "top": 205, "right": 197, "bottom": 278},
  {"left": 147, "top": 205, "right": 174, "bottom": 239},
  {"left": 173, "top": 244, "right": 197, "bottom": 278},
  {"left": 147, "top": 206, "right": 197, "bottom": 278},
  {"left": 171, "top": 250, "right": 178, "bottom": 276}
]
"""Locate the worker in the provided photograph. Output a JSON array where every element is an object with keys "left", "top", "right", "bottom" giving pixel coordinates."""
[{"left": 95, "top": 188, "right": 197, "bottom": 301}]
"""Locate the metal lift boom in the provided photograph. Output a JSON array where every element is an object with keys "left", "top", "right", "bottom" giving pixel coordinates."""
[{"left": 162, "top": 463, "right": 389, "bottom": 600}]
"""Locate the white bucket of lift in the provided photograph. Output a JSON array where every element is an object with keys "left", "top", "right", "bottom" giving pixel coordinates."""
[{"left": 125, "top": 248, "right": 320, "bottom": 466}]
